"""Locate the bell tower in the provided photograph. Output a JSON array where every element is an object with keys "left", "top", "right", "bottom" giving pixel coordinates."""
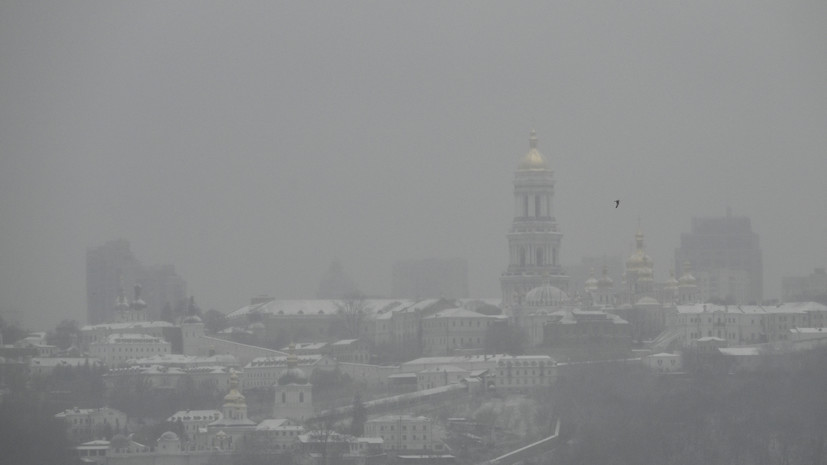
[{"left": 501, "top": 130, "right": 568, "bottom": 309}]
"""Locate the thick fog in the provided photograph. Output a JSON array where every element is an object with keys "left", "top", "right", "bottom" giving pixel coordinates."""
[{"left": 1, "top": 1, "right": 826, "bottom": 328}]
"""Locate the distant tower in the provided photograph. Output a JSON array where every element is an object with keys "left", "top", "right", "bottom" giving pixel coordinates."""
[
  {"left": 129, "top": 284, "right": 148, "bottom": 322},
  {"left": 678, "top": 261, "right": 700, "bottom": 304},
  {"left": 625, "top": 228, "right": 654, "bottom": 302},
  {"left": 222, "top": 371, "right": 252, "bottom": 423},
  {"left": 501, "top": 130, "right": 568, "bottom": 309},
  {"left": 112, "top": 284, "right": 130, "bottom": 322},
  {"left": 274, "top": 344, "right": 313, "bottom": 422}
]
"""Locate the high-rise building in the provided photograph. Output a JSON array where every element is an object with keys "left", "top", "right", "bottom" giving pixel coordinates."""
[
  {"left": 86, "top": 239, "right": 187, "bottom": 324},
  {"left": 674, "top": 208, "right": 763, "bottom": 304},
  {"left": 391, "top": 258, "right": 468, "bottom": 299},
  {"left": 86, "top": 239, "right": 144, "bottom": 325},
  {"left": 501, "top": 130, "right": 568, "bottom": 308}
]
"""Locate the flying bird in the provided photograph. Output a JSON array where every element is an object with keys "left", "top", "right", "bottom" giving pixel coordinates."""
[{"left": 614, "top": 200, "right": 620, "bottom": 208}]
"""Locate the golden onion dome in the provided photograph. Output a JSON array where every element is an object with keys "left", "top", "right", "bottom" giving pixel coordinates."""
[
  {"left": 626, "top": 229, "right": 653, "bottom": 271},
  {"left": 223, "top": 371, "right": 245, "bottom": 405},
  {"left": 518, "top": 130, "right": 549, "bottom": 171}
]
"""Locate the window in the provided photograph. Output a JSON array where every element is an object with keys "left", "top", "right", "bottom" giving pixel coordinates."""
[
  {"left": 535, "top": 195, "right": 541, "bottom": 217},
  {"left": 536, "top": 248, "right": 544, "bottom": 266}
]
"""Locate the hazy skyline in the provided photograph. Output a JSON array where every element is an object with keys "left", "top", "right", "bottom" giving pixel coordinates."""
[{"left": 2, "top": 2, "right": 826, "bottom": 328}]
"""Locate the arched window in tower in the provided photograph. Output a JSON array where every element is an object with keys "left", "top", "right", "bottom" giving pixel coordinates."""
[
  {"left": 523, "top": 195, "right": 528, "bottom": 217},
  {"left": 299, "top": 392, "right": 304, "bottom": 403},
  {"left": 536, "top": 248, "right": 544, "bottom": 266},
  {"left": 282, "top": 392, "right": 286, "bottom": 403},
  {"left": 535, "top": 195, "right": 541, "bottom": 217},
  {"left": 552, "top": 248, "right": 558, "bottom": 266},
  {"left": 520, "top": 248, "right": 526, "bottom": 267}
]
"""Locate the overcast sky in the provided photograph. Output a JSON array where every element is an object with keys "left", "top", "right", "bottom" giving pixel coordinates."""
[{"left": 2, "top": 1, "right": 826, "bottom": 328}]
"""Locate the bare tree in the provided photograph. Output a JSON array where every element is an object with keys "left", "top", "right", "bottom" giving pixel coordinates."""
[{"left": 335, "top": 293, "right": 367, "bottom": 340}]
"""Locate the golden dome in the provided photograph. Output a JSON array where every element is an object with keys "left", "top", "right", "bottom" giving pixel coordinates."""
[
  {"left": 518, "top": 130, "right": 549, "bottom": 171},
  {"left": 626, "top": 228, "right": 653, "bottom": 271},
  {"left": 223, "top": 371, "right": 246, "bottom": 405}
]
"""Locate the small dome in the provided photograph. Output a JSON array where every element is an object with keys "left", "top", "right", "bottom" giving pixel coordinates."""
[
  {"left": 518, "top": 130, "right": 549, "bottom": 171},
  {"left": 182, "top": 315, "right": 203, "bottom": 324},
  {"left": 525, "top": 284, "right": 568, "bottom": 306},
  {"left": 159, "top": 431, "right": 179, "bottom": 441}
]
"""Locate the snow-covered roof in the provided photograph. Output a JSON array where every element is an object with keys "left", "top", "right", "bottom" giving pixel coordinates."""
[
  {"left": 168, "top": 410, "right": 222, "bottom": 422},
  {"left": 402, "top": 354, "right": 553, "bottom": 367},
  {"left": 127, "top": 354, "right": 238, "bottom": 367},
  {"left": 228, "top": 299, "right": 414, "bottom": 319},
  {"left": 367, "top": 414, "right": 431, "bottom": 423},
  {"left": 719, "top": 347, "right": 761, "bottom": 356},
  {"left": 331, "top": 339, "right": 359, "bottom": 346},
  {"left": 790, "top": 327, "right": 827, "bottom": 334},
  {"left": 81, "top": 321, "right": 173, "bottom": 331},
  {"left": 423, "top": 308, "right": 506, "bottom": 319},
  {"left": 676, "top": 302, "right": 827, "bottom": 315},
  {"left": 246, "top": 354, "right": 322, "bottom": 368},
  {"left": 419, "top": 365, "right": 468, "bottom": 373},
  {"left": 281, "top": 342, "right": 328, "bottom": 351},
  {"left": 98, "top": 333, "right": 166, "bottom": 344},
  {"left": 256, "top": 419, "right": 303, "bottom": 430},
  {"left": 647, "top": 352, "right": 679, "bottom": 358},
  {"left": 31, "top": 357, "right": 103, "bottom": 367}
]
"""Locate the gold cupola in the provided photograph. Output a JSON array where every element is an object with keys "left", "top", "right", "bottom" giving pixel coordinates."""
[{"left": 518, "top": 130, "right": 549, "bottom": 171}]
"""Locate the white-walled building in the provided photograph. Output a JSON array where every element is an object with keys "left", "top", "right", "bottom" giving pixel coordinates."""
[
  {"left": 89, "top": 333, "right": 171, "bottom": 367},
  {"left": 364, "top": 415, "right": 439, "bottom": 452},
  {"left": 644, "top": 352, "right": 683, "bottom": 373},
  {"left": 55, "top": 407, "right": 127, "bottom": 443},
  {"left": 421, "top": 308, "right": 507, "bottom": 355}
]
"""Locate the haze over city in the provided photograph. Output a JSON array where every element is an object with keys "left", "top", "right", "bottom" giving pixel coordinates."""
[{"left": 2, "top": 1, "right": 826, "bottom": 329}]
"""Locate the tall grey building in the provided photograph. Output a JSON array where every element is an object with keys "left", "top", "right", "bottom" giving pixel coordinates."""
[
  {"left": 500, "top": 130, "right": 568, "bottom": 308},
  {"left": 392, "top": 258, "right": 468, "bottom": 299},
  {"left": 674, "top": 208, "right": 763, "bottom": 304},
  {"left": 86, "top": 239, "right": 187, "bottom": 324}
]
